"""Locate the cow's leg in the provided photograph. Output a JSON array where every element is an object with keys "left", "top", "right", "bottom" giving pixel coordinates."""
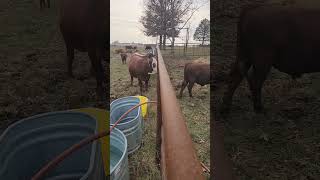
[
  {"left": 138, "top": 79, "right": 143, "bottom": 94},
  {"left": 249, "top": 63, "right": 271, "bottom": 113},
  {"left": 145, "top": 75, "right": 150, "bottom": 91},
  {"left": 131, "top": 76, "right": 133, "bottom": 86},
  {"left": 221, "top": 60, "right": 251, "bottom": 113},
  {"left": 66, "top": 45, "right": 75, "bottom": 78},
  {"left": 40, "top": 0, "right": 44, "bottom": 9},
  {"left": 187, "top": 81, "right": 195, "bottom": 97},
  {"left": 47, "top": 0, "right": 50, "bottom": 8},
  {"left": 88, "top": 49, "right": 106, "bottom": 101},
  {"left": 179, "top": 80, "right": 188, "bottom": 98}
]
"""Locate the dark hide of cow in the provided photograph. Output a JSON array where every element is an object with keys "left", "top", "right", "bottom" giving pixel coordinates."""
[
  {"left": 59, "top": 0, "right": 108, "bottom": 101},
  {"left": 221, "top": 5, "right": 320, "bottom": 114},
  {"left": 179, "top": 62, "right": 210, "bottom": 98}
]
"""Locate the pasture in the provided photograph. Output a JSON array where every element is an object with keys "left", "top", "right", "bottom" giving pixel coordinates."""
[
  {"left": 110, "top": 47, "right": 160, "bottom": 179},
  {"left": 0, "top": 0, "right": 106, "bottom": 132},
  {"left": 160, "top": 43, "right": 210, "bottom": 57},
  {"left": 212, "top": 0, "right": 320, "bottom": 179},
  {"left": 110, "top": 47, "right": 210, "bottom": 179},
  {"left": 164, "top": 56, "right": 210, "bottom": 179},
  {"left": 214, "top": 58, "right": 320, "bottom": 179}
]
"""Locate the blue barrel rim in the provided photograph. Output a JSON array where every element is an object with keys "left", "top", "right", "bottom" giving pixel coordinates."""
[
  {"left": 110, "top": 96, "right": 142, "bottom": 126},
  {"left": 0, "top": 111, "right": 100, "bottom": 179},
  {"left": 110, "top": 96, "right": 141, "bottom": 111},
  {"left": 110, "top": 126, "right": 128, "bottom": 174},
  {"left": 0, "top": 111, "right": 98, "bottom": 139}
]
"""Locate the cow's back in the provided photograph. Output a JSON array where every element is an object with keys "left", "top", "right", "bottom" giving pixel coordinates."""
[
  {"left": 185, "top": 63, "right": 210, "bottom": 85},
  {"left": 128, "top": 55, "right": 149, "bottom": 78},
  {"left": 59, "top": 0, "right": 108, "bottom": 51},
  {"left": 239, "top": 6, "right": 320, "bottom": 74}
]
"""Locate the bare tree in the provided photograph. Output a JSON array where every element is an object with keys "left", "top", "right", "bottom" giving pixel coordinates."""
[{"left": 140, "top": 0, "right": 208, "bottom": 49}]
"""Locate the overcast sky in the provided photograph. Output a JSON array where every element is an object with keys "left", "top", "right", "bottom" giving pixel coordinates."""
[{"left": 110, "top": 0, "right": 210, "bottom": 44}]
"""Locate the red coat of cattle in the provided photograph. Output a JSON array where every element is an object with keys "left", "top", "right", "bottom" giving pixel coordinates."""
[
  {"left": 179, "top": 62, "right": 210, "bottom": 98},
  {"left": 128, "top": 53, "right": 157, "bottom": 94},
  {"left": 59, "top": 0, "right": 108, "bottom": 101},
  {"left": 221, "top": 5, "right": 320, "bottom": 113}
]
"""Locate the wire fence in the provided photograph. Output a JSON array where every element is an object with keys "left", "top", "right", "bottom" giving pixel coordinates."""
[{"left": 158, "top": 42, "right": 210, "bottom": 58}]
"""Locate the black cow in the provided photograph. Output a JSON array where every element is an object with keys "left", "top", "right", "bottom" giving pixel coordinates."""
[
  {"left": 59, "top": 0, "right": 108, "bottom": 101},
  {"left": 221, "top": 5, "right": 320, "bottom": 113}
]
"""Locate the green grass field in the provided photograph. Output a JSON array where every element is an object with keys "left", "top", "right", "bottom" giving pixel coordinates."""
[
  {"left": 111, "top": 47, "right": 210, "bottom": 179},
  {"left": 110, "top": 47, "right": 160, "bottom": 180},
  {"left": 163, "top": 55, "right": 210, "bottom": 179}
]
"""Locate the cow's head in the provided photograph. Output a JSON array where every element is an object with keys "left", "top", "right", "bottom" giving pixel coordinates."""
[{"left": 148, "top": 54, "right": 157, "bottom": 74}]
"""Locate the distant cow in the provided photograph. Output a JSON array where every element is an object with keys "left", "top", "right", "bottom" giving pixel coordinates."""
[
  {"left": 179, "top": 62, "right": 210, "bottom": 98},
  {"left": 59, "top": 0, "right": 108, "bottom": 101},
  {"left": 120, "top": 53, "right": 127, "bottom": 64},
  {"left": 128, "top": 53, "right": 157, "bottom": 94},
  {"left": 145, "top": 45, "right": 152, "bottom": 50},
  {"left": 221, "top": 5, "right": 320, "bottom": 113},
  {"left": 115, "top": 49, "right": 125, "bottom": 54},
  {"left": 125, "top": 46, "right": 133, "bottom": 50},
  {"left": 40, "top": 0, "right": 50, "bottom": 9}
]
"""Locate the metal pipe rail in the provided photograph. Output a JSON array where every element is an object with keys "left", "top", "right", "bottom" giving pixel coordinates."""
[{"left": 155, "top": 46, "right": 205, "bottom": 180}]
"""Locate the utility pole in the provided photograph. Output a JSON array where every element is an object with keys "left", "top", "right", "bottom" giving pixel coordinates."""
[{"left": 180, "top": 27, "right": 189, "bottom": 54}]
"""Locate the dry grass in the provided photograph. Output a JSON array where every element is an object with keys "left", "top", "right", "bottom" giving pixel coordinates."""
[
  {"left": 164, "top": 56, "right": 210, "bottom": 179},
  {"left": 110, "top": 47, "right": 160, "bottom": 180},
  {"left": 0, "top": 0, "right": 106, "bottom": 132}
]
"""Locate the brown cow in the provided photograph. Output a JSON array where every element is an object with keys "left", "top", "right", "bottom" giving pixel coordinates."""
[
  {"left": 120, "top": 53, "right": 127, "bottom": 64},
  {"left": 125, "top": 45, "right": 133, "bottom": 50},
  {"left": 179, "top": 62, "right": 210, "bottom": 98},
  {"left": 115, "top": 48, "right": 125, "bottom": 54},
  {"left": 59, "top": 0, "right": 108, "bottom": 101},
  {"left": 221, "top": 5, "right": 320, "bottom": 113},
  {"left": 40, "top": 0, "right": 50, "bottom": 9},
  {"left": 128, "top": 53, "right": 157, "bottom": 94}
]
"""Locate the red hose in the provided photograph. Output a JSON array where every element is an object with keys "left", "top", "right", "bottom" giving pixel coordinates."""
[{"left": 31, "top": 101, "right": 156, "bottom": 180}]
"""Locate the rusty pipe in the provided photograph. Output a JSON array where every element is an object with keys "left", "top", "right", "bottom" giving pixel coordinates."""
[{"left": 156, "top": 46, "right": 205, "bottom": 180}]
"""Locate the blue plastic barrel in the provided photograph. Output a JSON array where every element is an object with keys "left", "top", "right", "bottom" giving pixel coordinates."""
[
  {"left": 110, "top": 127, "right": 129, "bottom": 180},
  {"left": 110, "top": 96, "right": 143, "bottom": 154},
  {"left": 0, "top": 111, "right": 106, "bottom": 180}
]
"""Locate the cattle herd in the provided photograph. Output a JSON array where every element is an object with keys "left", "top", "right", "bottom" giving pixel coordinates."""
[
  {"left": 40, "top": 0, "right": 320, "bottom": 113},
  {"left": 115, "top": 46, "right": 210, "bottom": 97}
]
